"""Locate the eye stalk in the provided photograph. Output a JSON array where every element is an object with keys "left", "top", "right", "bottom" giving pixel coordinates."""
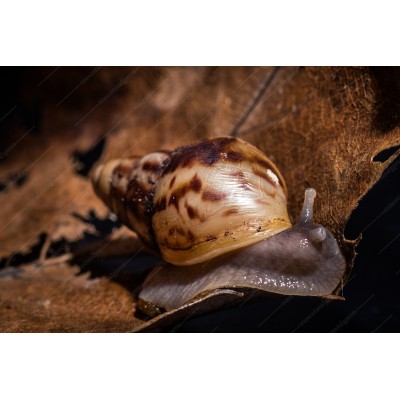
[
  {"left": 309, "top": 226, "right": 327, "bottom": 243},
  {"left": 300, "top": 188, "right": 316, "bottom": 224},
  {"left": 300, "top": 188, "right": 326, "bottom": 243}
]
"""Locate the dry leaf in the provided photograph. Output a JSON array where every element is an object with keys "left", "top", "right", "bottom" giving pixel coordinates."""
[
  {"left": 1, "top": 66, "right": 399, "bottom": 332},
  {"left": 0, "top": 263, "right": 139, "bottom": 332}
]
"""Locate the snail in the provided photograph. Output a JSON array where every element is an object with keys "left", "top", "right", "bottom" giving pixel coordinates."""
[{"left": 92, "top": 136, "right": 346, "bottom": 316}]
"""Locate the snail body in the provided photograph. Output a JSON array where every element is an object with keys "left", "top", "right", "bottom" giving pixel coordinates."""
[
  {"left": 138, "top": 188, "right": 345, "bottom": 314},
  {"left": 92, "top": 137, "right": 346, "bottom": 316}
]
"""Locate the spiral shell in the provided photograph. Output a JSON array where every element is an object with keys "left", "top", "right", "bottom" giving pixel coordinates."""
[{"left": 92, "top": 137, "right": 291, "bottom": 265}]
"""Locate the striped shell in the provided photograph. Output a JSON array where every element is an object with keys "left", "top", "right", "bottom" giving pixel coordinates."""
[{"left": 92, "top": 137, "right": 292, "bottom": 266}]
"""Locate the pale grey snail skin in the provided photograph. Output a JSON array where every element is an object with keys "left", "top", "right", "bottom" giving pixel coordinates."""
[
  {"left": 91, "top": 137, "right": 346, "bottom": 317},
  {"left": 139, "top": 188, "right": 346, "bottom": 315}
]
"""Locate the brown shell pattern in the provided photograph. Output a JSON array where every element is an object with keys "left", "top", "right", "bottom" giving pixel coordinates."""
[{"left": 92, "top": 137, "right": 292, "bottom": 265}]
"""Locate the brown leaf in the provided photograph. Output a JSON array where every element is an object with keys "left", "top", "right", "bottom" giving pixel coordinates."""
[
  {"left": 0, "top": 262, "right": 140, "bottom": 332},
  {"left": 0, "top": 133, "right": 107, "bottom": 258},
  {"left": 0, "top": 67, "right": 160, "bottom": 258},
  {"left": 1, "top": 66, "right": 399, "bottom": 332}
]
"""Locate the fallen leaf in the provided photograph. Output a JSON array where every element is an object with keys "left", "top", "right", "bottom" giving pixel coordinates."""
[
  {"left": 0, "top": 263, "right": 139, "bottom": 332},
  {"left": 1, "top": 66, "right": 399, "bottom": 332}
]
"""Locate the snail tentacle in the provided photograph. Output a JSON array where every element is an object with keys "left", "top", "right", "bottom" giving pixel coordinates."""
[{"left": 300, "top": 187, "right": 316, "bottom": 224}]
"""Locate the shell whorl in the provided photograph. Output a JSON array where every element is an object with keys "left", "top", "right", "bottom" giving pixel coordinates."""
[
  {"left": 92, "top": 151, "right": 171, "bottom": 249},
  {"left": 91, "top": 137, "right": 291, "bottom": 265}
]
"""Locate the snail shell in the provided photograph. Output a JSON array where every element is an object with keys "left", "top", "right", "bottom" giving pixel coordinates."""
[
  {"left": 92, "top": 137, "right": 291, "bottom": 265},
  {"left": 92, "top": 137, "right": 346, "bottom": 316}
]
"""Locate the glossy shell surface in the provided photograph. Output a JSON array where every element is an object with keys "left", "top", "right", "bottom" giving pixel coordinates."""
[{"left": 152, "top": 137, "right": 291, "bottom": 265}]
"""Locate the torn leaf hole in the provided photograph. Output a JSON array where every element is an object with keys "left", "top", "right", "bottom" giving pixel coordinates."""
[
  {"left": 0, "top": 233, "right": 47, "bottom": 269},
  {"left": 73, "top": 136, "right": 106, "bottom": 177},
  {"left": 0, "top": 170, "right": 28, "bottom": 193},
  {"left": 0, "top": 210, "right": 120, "bottom": 270},
  {"left": 72, "top": 210, "right": 121, "bottom": 236},
  {"left": 373, "top": 145, "right": 400, "bottom": 162}
]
